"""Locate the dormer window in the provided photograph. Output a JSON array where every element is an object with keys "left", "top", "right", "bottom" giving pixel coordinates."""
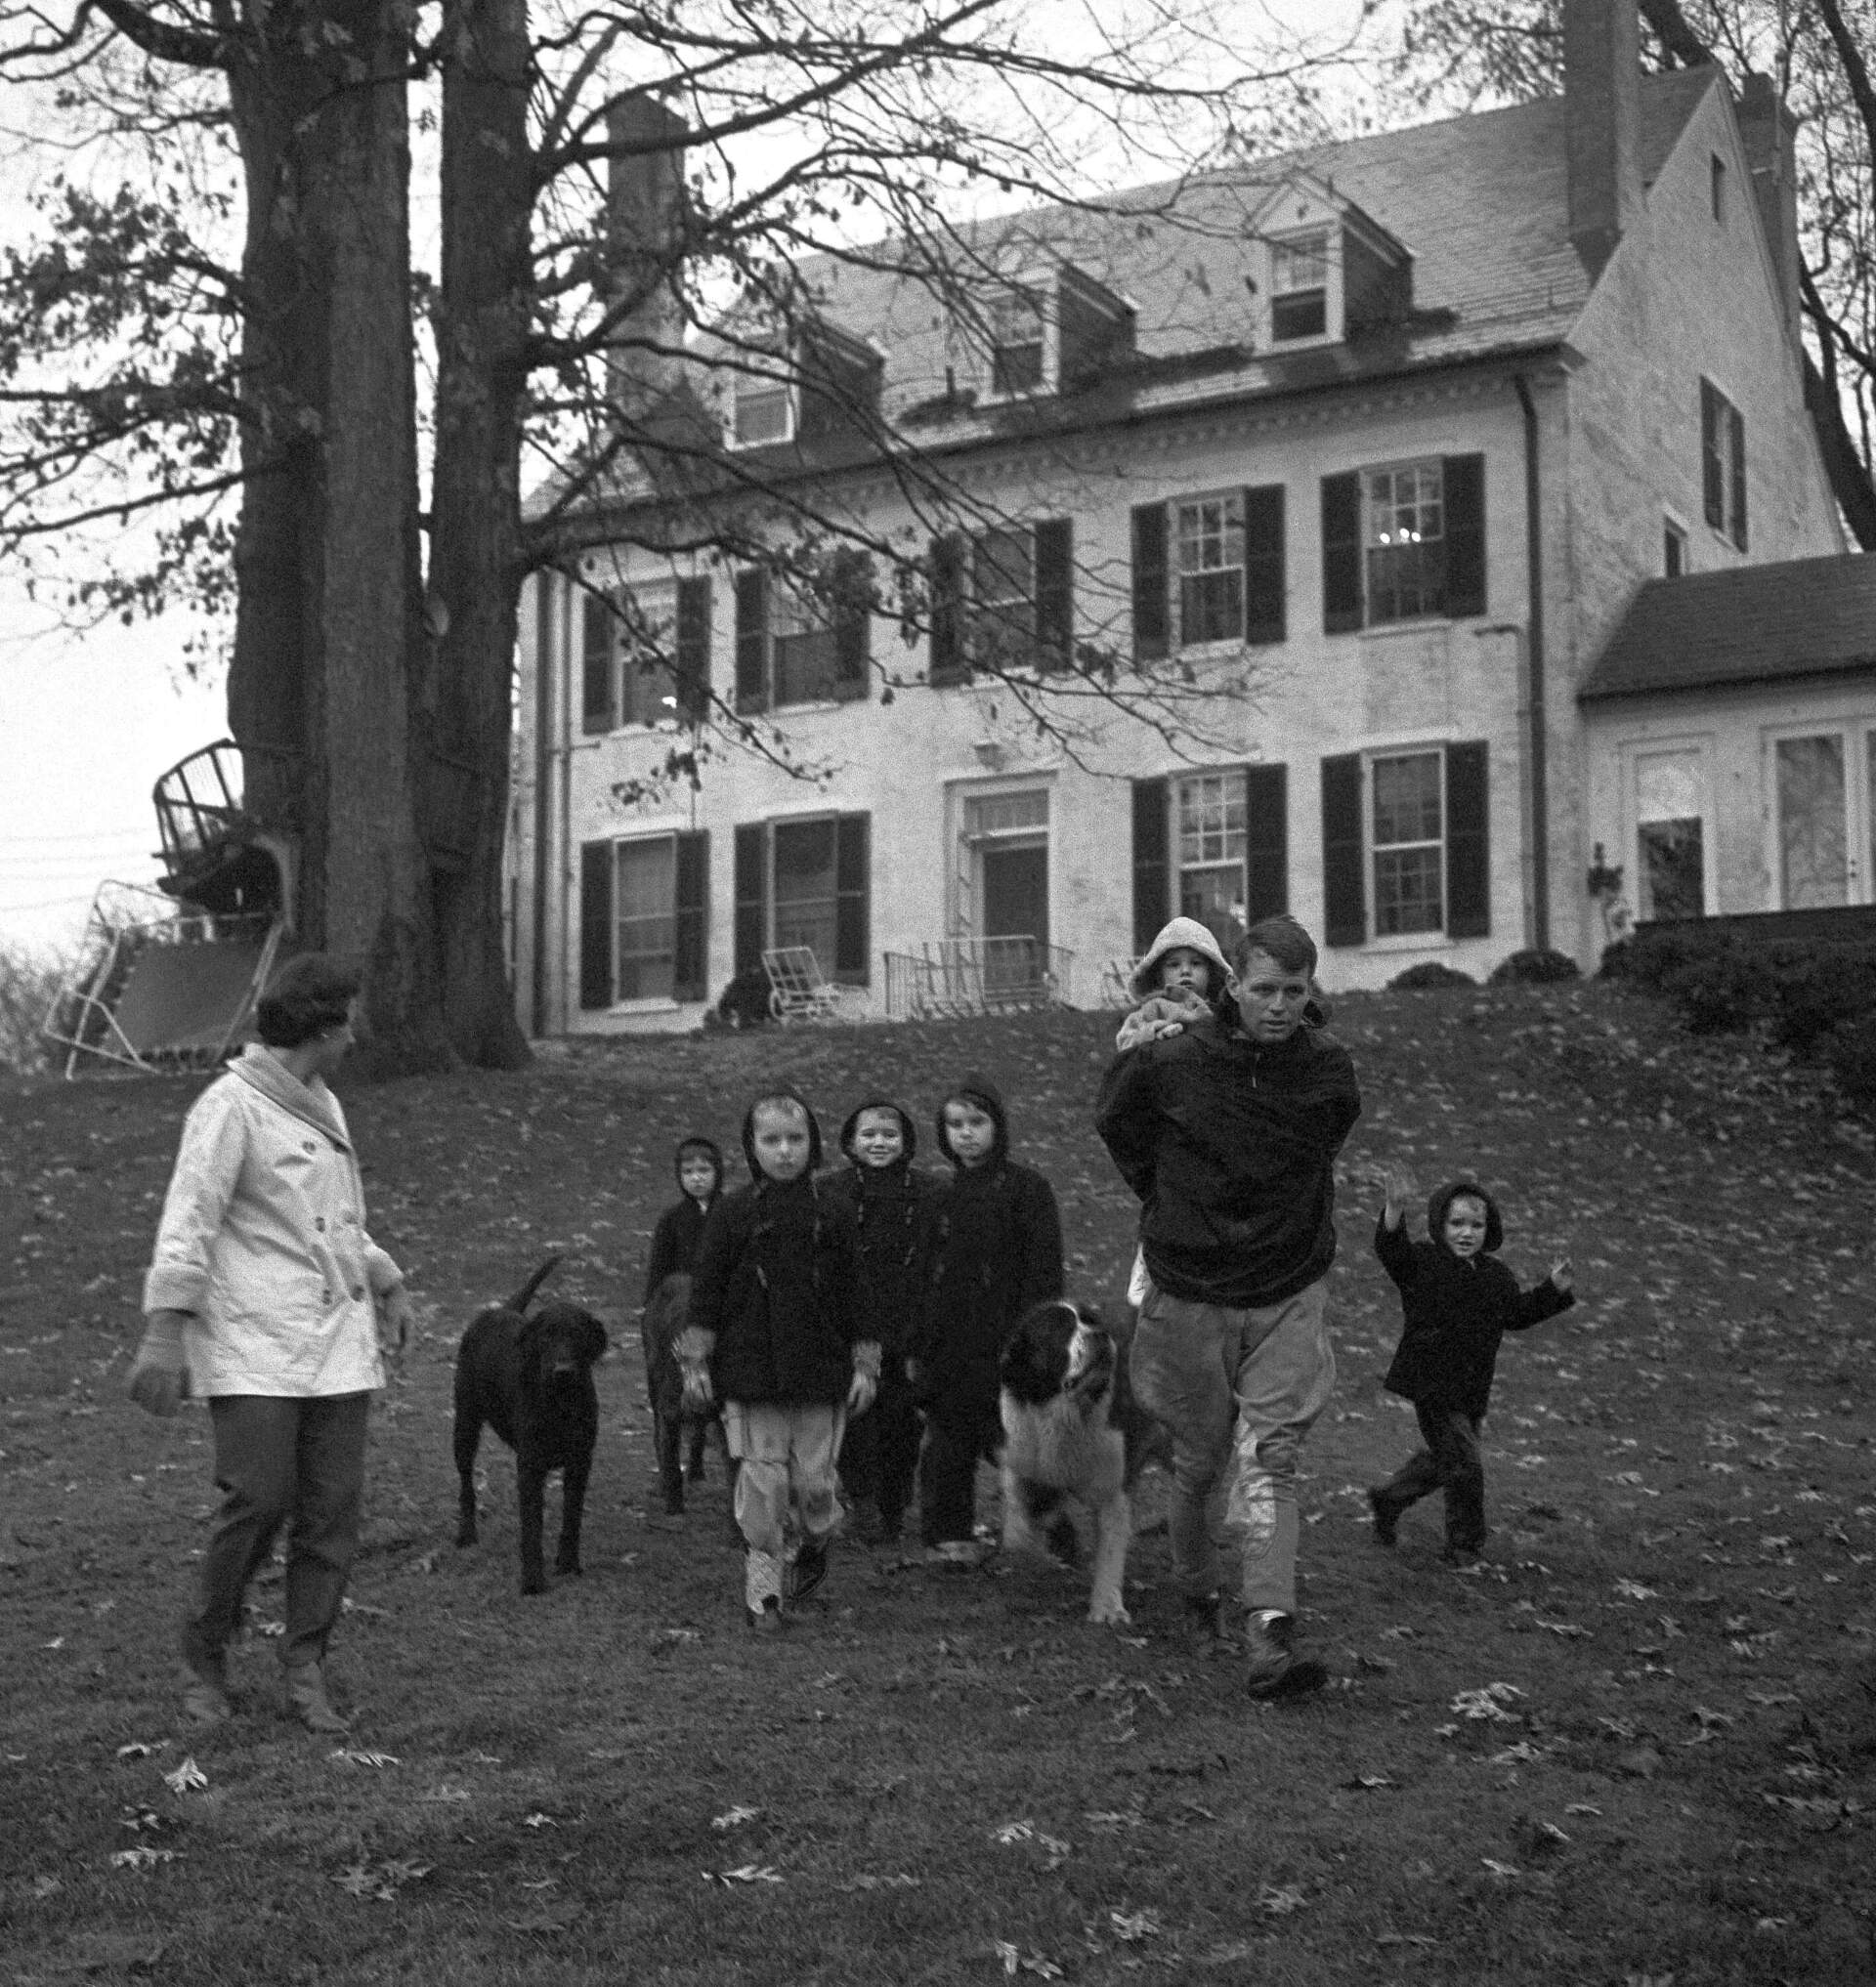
[
  {"left": 989, "top": 291, "right": 1046, "bottom": 395},
  {"left": 732, "top": 369, "right": 792, "bottom": 447},
  {"left": 1270, "top": 230, "right": 1330, "bottom": 342}
]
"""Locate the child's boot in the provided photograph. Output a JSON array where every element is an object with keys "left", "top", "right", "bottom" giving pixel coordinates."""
[{"left": 744, "top": 1549, "right": 787, "bottom": 1633}]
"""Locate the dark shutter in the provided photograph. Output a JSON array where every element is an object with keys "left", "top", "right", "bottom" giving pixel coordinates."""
[
  {"left": 1444, "top": 740, "right": 1490, "bottom": 939},
  {"left": 1441, "top": 454, "right": 1486, "bottom": 617},
  {"left": 831, "top": 550, "right": 872, "bottom": 701},
  {"left": 1242, "top": 486, "right": 1286, "bottom": 645},
  {"left": 733, "top": 823, "right": 766, "bottom": 977},
  {"left": 928, "top": 532, "right": 967, "bottom": 686},
  {"left": 673, "top": 829, "right": 709, "bottom": 1000},
  {"left": 675, "top": 577, "right": 711, "bottom": 725},
  {"left": 1727, "top": 403, "right": 1748, "bottom": 550},
  {"left": 1700, "top": 380, "right": 1725, "bottom": 530},
  {"left": 1244, "top": 763, "right": 1288, "bottom": 920},
  {"left": 1321, "top": 753, "right": 1365, "bottom": 947},
  {"left": 1130, "top": 503, "right": 1169, "bottom": 661},
  {"left": 834, "top": 813, "right": 871, "bottom": 983},
  {"left": 1130, "top": 778, "right": 1170, "bottom": 956},
  {"left": 1321, "top": 473, "right": 1362, "bottom": 633},
  {"left": 580, "top": 592, "right": 614, "bottom": 735},
  {"left": 578, "top": 839, "right": 613, "bottom": 1009},
  {"left": 734, "top": 569, "right": 768, "bottom": 713},
  {"left": 1033, "top": 517, "right": 1073, "bottom": 669}
]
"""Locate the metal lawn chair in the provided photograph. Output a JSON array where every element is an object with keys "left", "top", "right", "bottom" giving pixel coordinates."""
[{"left": 760, "top": 947, "right": 870, "bottom": 1025}]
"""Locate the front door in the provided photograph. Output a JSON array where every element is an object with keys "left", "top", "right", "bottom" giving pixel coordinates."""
[
  {"left": 981, "top": 844, "right": 1047, "bottom": 995},
  {"left": 1771, "top": 730, "right": 1863, "bottom": 909}
]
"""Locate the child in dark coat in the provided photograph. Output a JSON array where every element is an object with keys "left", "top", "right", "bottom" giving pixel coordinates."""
[
  {"left": 826, "top": 1099, "right": 932, "bottom": 1546},
  {"left": 640, "top": 1136, "right": 725, "bottom": 1515},
  {"left": 682, "top": 1091, "right": 876, "bottom": 1629},
  {"left": 907, "top": 1076, "right": 1064, "bottom": 1565},
  {"left": 1368, "top": 1169, "right": 1575, "bottom": 1565}
]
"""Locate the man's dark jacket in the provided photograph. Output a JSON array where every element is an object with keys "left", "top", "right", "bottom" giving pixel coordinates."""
[{"left": 1094, "top": 1013, "right": 1361, "bottom": 1308}]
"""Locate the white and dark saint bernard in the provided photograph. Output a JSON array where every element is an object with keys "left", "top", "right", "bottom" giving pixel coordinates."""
[{"left": 998, "top": 1299, "right": 1169, "bottom": 1625}]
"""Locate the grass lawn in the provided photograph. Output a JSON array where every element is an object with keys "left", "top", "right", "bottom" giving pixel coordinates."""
[{"left": 3, "top": 982, "right": 1873, "bottom": 1985}]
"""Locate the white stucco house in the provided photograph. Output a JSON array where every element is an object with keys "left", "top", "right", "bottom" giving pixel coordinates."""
[{"left": 509, "top": 0, "right": 1857, "bottom": 1036}]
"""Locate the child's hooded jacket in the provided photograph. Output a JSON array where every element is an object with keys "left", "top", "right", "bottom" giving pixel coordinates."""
[
  {"left": 824, "top": 1099, "right": 933, "bottom": 1360},
  {"left": 908, "top": 1076, "right": 1063, "bottom": 1405},
  {"left": 642, "top": 1137, "right": 724, "bottom": 1304},
  {"left": 688, "top": 1093, "right": 862, "bottom": 1406},
  {"left": 1376, "top": 1180, "right": 1574, "bottom": 1419}
]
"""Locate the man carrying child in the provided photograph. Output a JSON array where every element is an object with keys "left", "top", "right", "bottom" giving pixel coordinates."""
[{"left": 1096, "top": 914, "right": 1360, "bottom": 1699}]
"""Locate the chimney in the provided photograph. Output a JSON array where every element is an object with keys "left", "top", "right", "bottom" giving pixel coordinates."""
[
  {"left": 1737, "top": 73, "right": 1802, "bottom": 352},
  {"left": 605, "top": 92, "right": 688, "bottom": 411},
  {"left": 1564, "top": 0, "right": 1642, "bottom": 278}
]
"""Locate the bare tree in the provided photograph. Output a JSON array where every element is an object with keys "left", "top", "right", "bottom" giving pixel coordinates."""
[
  {"left": 0, "top": 0, "right": 1345, "bottom": 1069},
  {"left": 1390, "top": 0, "right": 1876, "bottom": 549}
]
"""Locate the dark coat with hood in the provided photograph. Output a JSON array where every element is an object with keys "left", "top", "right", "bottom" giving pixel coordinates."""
[
  {"left": 642, "top": 1138, "right": 724, "bottom": 1304},
  {"left": 823, "top": 1100, "right": 935, "bottom": 1360},
  {"left": 689, "top": 1093, "right": 862, "bottom": 1407},
  {"left": 1094, "top": 1008, "right": 1361, "bottom": 1309},
  {"left": 1377, "top": 1181, "right": 1575, "bottom": 1420},
  {"left": 908, "top": 1077, "right": 1064, "bottom": 1411}
]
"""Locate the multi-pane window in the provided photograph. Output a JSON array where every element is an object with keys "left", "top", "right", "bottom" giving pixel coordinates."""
[
  {"left": 1270, "top": 230, "right": 1330, "bottom": 341},
  {"left": 734, "top": 555, "right": 870, "bottom": 711},
  {"left": 771, "top": 583, "right": 842, "bottom": 706},
  {"left": 1700, "top": 379, "right": 1748, "bottom": 550},
  {"left": 1176, "top": 773, "right": 1248, "bottom": 944},
  {"left": 989, "top": 291, "right": 1045, "bottom": 395},
  {"left": 772, "top": 819, "right": 839, "bottom": 964},
  {"left": 614, "top": 839, "right": 676, "bottom": 1000},
  {"left": 972, "top": 527, "right": 1036, "bottom": 652},
  {"left": 732, "top": 374, "right": 792, "bottom": 447},
  {"left": 1371, "top": 751, "right": 1444, "bottom": 935},
  {"left": 1175, "top": 494, "right": 1246, "bottom": 647},
  {"left": 1634, "top": 747, "right": 1706, "bottom": 920},
  {"left": 580, "top": 581, "right": 710, "bottom": 733},
  {"left": 1365, "top": 464, "right": 1445, "bottom": 623}
]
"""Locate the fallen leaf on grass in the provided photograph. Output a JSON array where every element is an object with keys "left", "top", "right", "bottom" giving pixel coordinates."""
[
  {"left": 1481, "top": 1858, "right": 1520, "bottom": 1879},
  {"left": 650, "top": 1628, "right": 701, "bottom": 1645},
  {"left": 1534, "top": 1619, "right": 1591, "bottom": 1638},
  {"left": 161, "top": 1757, "right": 206, "bottom": 1795},
  {"left": 1450, "top": 1683, "right": 1525, "bottom": 1721},
  {"left": 108, "top": 1847, "right": 181, "bottom": 1870},
  {"left": 422, "top": 1784, "right": 473, "bottom": 1803},
  {"left": 705, "top": 1864, "right": 783, "bottom": 1884},
  {"left": 1564, "top": 1803, "right": 1603, "bottom": 1816},
  {"left": 1377, "top": 1932, "right": 1439, "bottom": 1949},
  {"left": 994, "top": 1942, "right": 1063, "bottom": 1978},
  {"left": 1258, "top": 1882, "right": 1307, "bottom": 1915},
  {"left": 329, "top": 1749, "right": 400, "bottom": 1768},
  {"left": 1108, "top": 1908, "right": 1161, "bottom": 1940},
  {"left": 114, "top": 1741, "right": 168, "bottom": 1759},
  {"left": 1344, "top": 1773, "right": 1395, "bottom": 1790},
  {"left": 521, "top": 1812, "right": 558, "bottom": 1829},
  {"left": 711, "top": 1805, "right": 761, "bottom": 1831},
  {"left": 1612, "top": 1580, "right": 1659, "bottom": 1601},
  {"left": 838, "top": 1874, "right": 921, "bottom": 1891},
  {"left": 30, "top": 1875, "right": 62, "bottom": 1899},
  {"left": 1746, "top": 1690, "right": 1799, "bottom": 1707}
]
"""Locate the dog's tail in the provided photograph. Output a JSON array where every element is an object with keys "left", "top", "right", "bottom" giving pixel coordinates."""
[{"left": 504, "top": 1256, "right": 562, "bottom": 1316}]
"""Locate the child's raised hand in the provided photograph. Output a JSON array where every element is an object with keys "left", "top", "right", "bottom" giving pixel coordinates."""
[
  {"left": 1550, "top": 1256, "right": 1573, "bottom": 1292},
  {"left": 1381, "top": 1164, "right": 1415, "bottom": 1227}
]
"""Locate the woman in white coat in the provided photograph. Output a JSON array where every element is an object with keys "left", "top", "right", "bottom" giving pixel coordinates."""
[{"left": 128, "top": 954, "right": 412, "bottom": 1732}]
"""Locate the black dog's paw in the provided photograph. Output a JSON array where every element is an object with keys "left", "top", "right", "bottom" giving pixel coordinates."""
[{"left": 455, "top": 1523, "right": 478, "bottom": 1549}]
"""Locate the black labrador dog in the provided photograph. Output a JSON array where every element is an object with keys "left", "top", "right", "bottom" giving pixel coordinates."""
[{"left": 453, "top": 1258, "right": 609, "bottom": 1594}]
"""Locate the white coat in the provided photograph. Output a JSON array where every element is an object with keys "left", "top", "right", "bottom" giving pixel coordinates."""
[{"left": 142, "top": 1044, "right": 403, "bottom": 1398}]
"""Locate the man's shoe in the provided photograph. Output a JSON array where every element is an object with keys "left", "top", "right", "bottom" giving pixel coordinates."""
[
  {"left": 284, "top": 1664, "right": 350, "bottom": 1735},
  {"left": 790, "top": 1539, "right": 830, "bottom": 1604},
  {"left": 746, "top": 1596, "right": 788, "bottom": 1634},
  {"left": 1243, "top": 1612, "right": 1329, "bottom": 1701},
  {"left": 182, "top": 1672, "right": 233, "bottom": 1725},
  {"left": 1366, "top": 1489, "right": 1398, "bottom": 1548}
]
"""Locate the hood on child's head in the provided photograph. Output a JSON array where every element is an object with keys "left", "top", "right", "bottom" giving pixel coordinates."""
[
  {"left": 838, "top": 1097, "right": 917, "bottom": 1164},
  {"left": 740, "top": 1087, "right": 824, "bottom": 1180},
  {"left": 673, "top": 1135, "right": 724, "bottom": 1197},
  {"left": 1428, "top": 1179, "right": 1503, "bottom": 1253},
  {"left": 936, "top": 1074, "right": 1009, "bottom": 1169},
  {"left": 1128, "top": 916, "right": 1234, "bottom": 1004}
]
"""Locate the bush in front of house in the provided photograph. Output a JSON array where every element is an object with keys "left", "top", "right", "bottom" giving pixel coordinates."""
[
  {"left": 1820, "top": 1013, "right": 1876, "bottom": 1111},
  {"left": 1488, "top": 948, "right": 1581, "bottom": 985},
  {"left": 1387, "top": 961, "right": 1476, "bottom": 990}
]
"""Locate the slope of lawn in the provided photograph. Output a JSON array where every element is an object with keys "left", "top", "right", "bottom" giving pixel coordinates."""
[{"left": 2, "top": 980, "right": 1873, "bottom": 1985}]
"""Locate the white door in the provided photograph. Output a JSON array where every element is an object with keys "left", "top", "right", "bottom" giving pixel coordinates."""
[{"left": 1769, "top": 727, "right": 1874, "bottom": 909}]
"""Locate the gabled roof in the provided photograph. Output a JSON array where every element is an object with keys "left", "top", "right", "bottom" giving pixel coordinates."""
[
  {"left": 1578, "top": 553, "right": 1876, "bottom": 701},
  {"left": 798, "top": 66, "right": 1718, "bottom": 427}
]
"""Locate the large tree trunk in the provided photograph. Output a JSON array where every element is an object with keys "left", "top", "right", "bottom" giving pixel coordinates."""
[
  {"left": 426, "top": 0, "right": 535, "bottom": 1068},
  {"left": 224, "top": 0, "right": 452, "bottom": 1074}
]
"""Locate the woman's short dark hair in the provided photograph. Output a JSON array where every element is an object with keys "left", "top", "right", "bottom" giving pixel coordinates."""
[
  {"left": 256, "top": 954, "right": 361, "bottom": 1048},
  {"left": 1233, "top": 914, "right": 1319, "bottom": 978}
]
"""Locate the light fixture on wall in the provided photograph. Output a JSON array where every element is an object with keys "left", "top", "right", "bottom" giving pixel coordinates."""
[{"left": 971, "top": 740, "right": 1006, "bottom": 771}]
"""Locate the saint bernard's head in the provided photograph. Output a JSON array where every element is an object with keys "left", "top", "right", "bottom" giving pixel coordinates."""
[{"left": 1000, "top": 1299, "right": 1116, "bottom": 1410}]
